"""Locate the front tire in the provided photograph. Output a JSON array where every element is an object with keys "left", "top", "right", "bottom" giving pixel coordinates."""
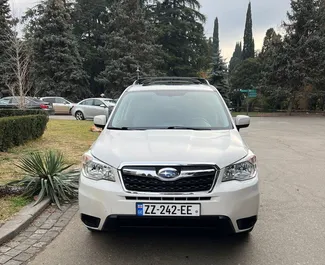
[{"left": 75, "top": 111, "right": 84, "bottom": 120}]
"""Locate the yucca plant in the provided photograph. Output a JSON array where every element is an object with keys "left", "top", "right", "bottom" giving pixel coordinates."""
[{"left": 9, "top": 150, "right": 80, "bottom": 209}]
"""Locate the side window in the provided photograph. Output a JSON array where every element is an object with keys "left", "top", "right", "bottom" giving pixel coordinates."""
[
  {"left": 80, "top": 99, "right": 93, "bottom": 106},
  {"left": 55, "top": 98, "right": 66, "bottom": 104},
  {"left": 44, "top": 98, "right": 55, "bottom": 103},
  {"left": 0, "top": 98, "right": 10, "bottom": 104},
  {"left": 10, "top": 98, "right": 18, "bottom": 104},
  {"left": 93, "top": 99, "right": 103, "bottom": 106}
]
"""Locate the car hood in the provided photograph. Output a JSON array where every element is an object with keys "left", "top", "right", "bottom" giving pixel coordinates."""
[{"left": 91, "top": 130, "right": 249, "bottom": 169}]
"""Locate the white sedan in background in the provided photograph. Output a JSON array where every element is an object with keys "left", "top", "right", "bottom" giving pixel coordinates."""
[
  {"left": 71, "top": 98, "right": 116, "bottom": 120},
  {"left": 40, "top": 97, "right": 74, "bottom": 115}
]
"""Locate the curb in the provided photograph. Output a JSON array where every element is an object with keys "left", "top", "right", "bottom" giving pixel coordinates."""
[{"left": 0, "top": 198, "right": 51, "bottom": 245}]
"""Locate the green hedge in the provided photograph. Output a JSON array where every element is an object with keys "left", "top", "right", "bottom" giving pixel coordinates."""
[
  {"left": 0, "top": 109, "right": 48, "bottom": 118},
  {"left": 0, "top": 115, "right": 49, "bottom": 152}
]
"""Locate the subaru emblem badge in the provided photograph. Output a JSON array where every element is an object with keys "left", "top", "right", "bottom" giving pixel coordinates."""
[{"left": 158, "top": 168, "right": 179, "bottom": 179}]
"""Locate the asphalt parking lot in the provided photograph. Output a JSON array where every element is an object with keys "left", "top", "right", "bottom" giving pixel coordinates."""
[{"left": 28, "top": 116, "right": 325, "bottom": 265}]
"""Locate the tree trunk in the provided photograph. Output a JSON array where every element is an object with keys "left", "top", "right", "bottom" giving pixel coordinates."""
[{"left": 287, "top": 94, "right": 295, "bottom": 116}]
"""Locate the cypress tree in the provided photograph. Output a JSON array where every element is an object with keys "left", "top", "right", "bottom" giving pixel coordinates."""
[
  {"left": 242, "top": 2, "right": 255, "bottom": 60},
  {"left": 209, "top": 17, "right": 230, "bottom": 104},
  {"left": 27, "top": 0, "right": 91, "bottom": 101},
  {"left": 212, "top": 17, "right": 220, "bottom": 55},
  {"left": 229, "top": 42, "right": 242, "bottom": 74}
]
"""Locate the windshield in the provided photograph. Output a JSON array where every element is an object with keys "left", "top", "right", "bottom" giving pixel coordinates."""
[
  {"left": 108, "top": 90, "right": 233, "bottom": 130},
  {"left": 0, "top": 99, "right": 9, "bottom": 104}
]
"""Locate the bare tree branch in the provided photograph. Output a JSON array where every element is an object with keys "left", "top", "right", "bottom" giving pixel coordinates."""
[{"left": 2, "top": 22, "right": 32, "bottom": 109}]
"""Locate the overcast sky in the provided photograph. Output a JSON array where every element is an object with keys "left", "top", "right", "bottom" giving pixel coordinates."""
[{"left": 11, "top": 0, "right": 291, "bottom": 62}]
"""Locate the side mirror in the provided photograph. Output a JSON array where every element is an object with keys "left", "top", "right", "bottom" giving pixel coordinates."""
[
  {"left": 94, "top": 115, "right": 107, "bottom": 129},
  {"left": 99, "top": 104, "right": 107, "bottom": 108},
  {"left": 235, "top": 115, "right": 250, "bottom": 131}
]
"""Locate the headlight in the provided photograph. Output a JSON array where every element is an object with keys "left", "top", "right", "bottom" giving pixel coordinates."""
[
  {"left": 222, "top": 154, "right": 257, "bottom": 182},
  {"left": 82, "top": 152, "right": 115, "bottom": 181}
]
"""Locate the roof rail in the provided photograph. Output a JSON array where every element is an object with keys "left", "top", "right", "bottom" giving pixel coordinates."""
[{"left": 133, "top": 77, "right": 210, "bottom": 86}]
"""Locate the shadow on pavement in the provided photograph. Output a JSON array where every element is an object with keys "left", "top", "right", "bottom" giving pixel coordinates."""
[{"left": 85, "top": 227, "right": 256, "bottom": 264}]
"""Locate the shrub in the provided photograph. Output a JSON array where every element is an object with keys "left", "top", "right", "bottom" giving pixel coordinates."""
[
  {"left": 8, "top": 151, "right": 79, "bottom": 209},
  {"left": 0, "top": 109, "right": 48, "bottom": 118},
  {"left": 0, "top": 115, "right": 49, "bottom": 152}
]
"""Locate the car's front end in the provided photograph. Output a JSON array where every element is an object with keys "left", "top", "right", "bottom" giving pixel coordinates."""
[
  {"left": 79, "top": 152, "right": 259, "bottom": 233},
  {"left": 78, "top": 78, "right": 260, "bottom": 234}
]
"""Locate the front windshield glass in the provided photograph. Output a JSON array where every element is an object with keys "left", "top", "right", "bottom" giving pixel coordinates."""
[{"left": 108, "top": 90, "right": 233, "bottom": 130}]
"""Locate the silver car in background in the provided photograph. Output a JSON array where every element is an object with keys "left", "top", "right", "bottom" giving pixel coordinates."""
[
  {"left": 71, "top": 98, "right": 116, "bottom": 120},
  {"left": 40, "top": 97, "right": 74, "bottom": 115}
]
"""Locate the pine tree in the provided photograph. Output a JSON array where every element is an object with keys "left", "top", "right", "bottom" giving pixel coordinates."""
[
  {"left": 242, "top": 2, "right": 255, "bottom": 60},
  {"left": 310, "top": 0, "right": 325, "bottom": 109},
  {"left": 154, "top": 0, "right": 208, "bottom": 76},
  {"left": 72, "top": 0, "right": 111, "bottom": 96},
  {"left": 97, "top": 0, "right": 163, "bottom": 98},
  {"left": 209, "top": 17, "right": 229, "bottom": 104},
  {"left": 262, "top": 0, "right": 319, "bottom": 113},
  {"left": 26, "top": 0, "right": 90, "bottom": 101},
  {"left": 229, "top": 42, "right": 242, "bottom": 74},
  {"left": 0, "top": 0, "right": 13, "bottom": 96}
]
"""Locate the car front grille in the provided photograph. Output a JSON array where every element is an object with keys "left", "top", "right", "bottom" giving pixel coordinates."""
[{"left": 120, "top": 165, "right": 218, "bottom": 193}]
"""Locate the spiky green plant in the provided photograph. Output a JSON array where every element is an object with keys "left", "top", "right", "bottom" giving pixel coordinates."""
[{"left": 9, "top": 151, "right": 80, "bottom": 209}]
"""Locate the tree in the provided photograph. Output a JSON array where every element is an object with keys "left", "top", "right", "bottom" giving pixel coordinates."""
[
  {"left": 97, "top": 0, "right": 163, "bottom": 98},
  {"left": 25, "top": 0, "right": 91, "bottom": 101},
  {"left": 309, "top": 0, "right": 325, "bottom": 110},
  {"left": 0, "top": 0, "right": 14, "bottom": 96},
  {"left": 229, "top": 42, "right": 242, "bottom": 74},
  {"left": 209, "top": 17, "right": 229, "bottom": 104},
  {"left": 230, "top": 58, "right": 262, "bottom": 90},
  {"left": 230, "top": 58, "right": 262, "bottom": 111},
  {"left": 242, "top": 2, "right": 255, "bottom": 60},
  {"left": 261, "top": 0, "right": 320, "bottom": 114},
  {"left": 4, "top": 29, "right": 32, "bottom": 108},
  {"left": 154, "top": 0, "right": 208, "bottom": 76},
  {"left": 72, "top": 0, "right": 111, "bottom": 96},
  {"left": 260, "top": 28, "right": 282, "bottom": 57}
]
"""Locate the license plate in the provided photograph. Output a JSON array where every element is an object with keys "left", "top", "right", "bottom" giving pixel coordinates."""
[{"left": 136, "top": 203, "right": 200, "bottom": 217}]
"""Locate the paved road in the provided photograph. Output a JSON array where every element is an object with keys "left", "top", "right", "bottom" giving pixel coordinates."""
[
  {"left": 28, "top": 117, "right": 325, "bottom": 265},
  {"left": 49, "top": 115, "right": 75, "bottom": 120}
]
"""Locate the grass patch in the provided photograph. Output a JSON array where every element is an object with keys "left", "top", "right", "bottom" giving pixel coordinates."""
[
  {"left": 0, "top": 120, "right": 98, "bottom": 184},
  {"left": 0, "top": 196, "right": 32, "bottom": 224}
]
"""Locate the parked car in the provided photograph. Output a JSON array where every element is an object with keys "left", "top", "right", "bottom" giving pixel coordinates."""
[
  {"left": 0, "top": 89, "right": 10, "bottom": 98},
  {"left": 0, "top": 97, "right": 18, "bottom": 109},
  {"left": 79, "top": 77, "right": 259, "bottom": 235},
  {"left": 0, "top": 96, "right": 54, "bottom": 113},
  {"left": 70, "top": 98, "right": 116, "bottom": 120},
  {"left": 40, "top": 97, "right": 74, "bottom": 115}
]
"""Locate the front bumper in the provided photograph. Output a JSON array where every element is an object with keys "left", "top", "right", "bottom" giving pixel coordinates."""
[{"left": 78, "top": 171, "right": 260, "bottom": 233}]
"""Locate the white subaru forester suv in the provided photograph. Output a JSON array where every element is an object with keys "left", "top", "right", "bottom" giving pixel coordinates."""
[{"left": 79, "top": 77, "right": 260, "bottom": 235}]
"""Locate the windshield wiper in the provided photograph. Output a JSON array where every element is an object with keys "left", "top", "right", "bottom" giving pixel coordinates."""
[
  {"left": 108, "top": 127, "right": 130, "bottom": 130},
  {"left": 108, "top": 126, "right": 212, "bottom": 131},
  {"left": 108, "top": 127, "right": 147, "bottom": 131},
  {"left": 166, "top": 126, "right": 212, "bottom": 130}
]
